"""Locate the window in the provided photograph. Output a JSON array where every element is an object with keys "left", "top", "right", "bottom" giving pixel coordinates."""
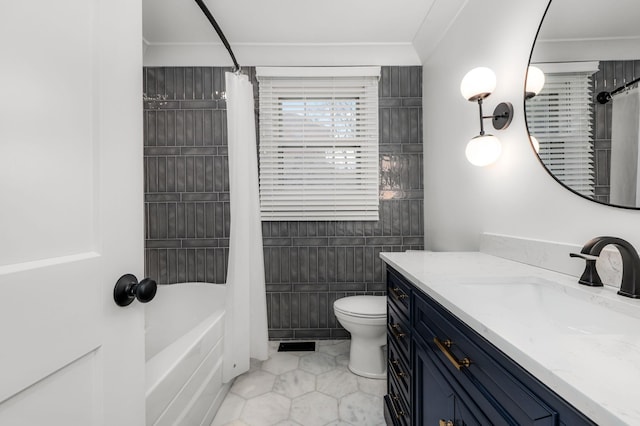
[
  {"left": 526, "top": 63, "right": 597, "bottom": 197},
  {"left": 256, "top": 67, "right": 380, "bottom": 221}
]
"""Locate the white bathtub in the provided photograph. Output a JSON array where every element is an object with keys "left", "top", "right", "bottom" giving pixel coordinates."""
[{"left": 145, "top": 283, "right": 229, "bottom": 426}]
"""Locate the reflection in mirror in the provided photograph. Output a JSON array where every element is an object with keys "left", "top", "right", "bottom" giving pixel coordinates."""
[
  {"left": 525, "top": 66, "right": 545, "bottom": 99},
  {"left": 526, "top": 0, "right": 640, "bottom": 209}
]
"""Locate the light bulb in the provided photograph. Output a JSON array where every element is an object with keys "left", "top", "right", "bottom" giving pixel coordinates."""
[
  {"left": 526, "top": 66, "right": 545, "bottom": 98},
  {"left": 466, "top": 134, "right": 502, "bottom": 167},
  {"left": 460, "top": 67, "right": 496, "bottom": 101},
  {"left": 529, "top": 135, "right": 540, "bottom": 153}
]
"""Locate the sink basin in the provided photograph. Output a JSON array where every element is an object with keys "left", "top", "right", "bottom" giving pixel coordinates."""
[{"left": 441, "top": 275, "right": 640, "bottom": 335}]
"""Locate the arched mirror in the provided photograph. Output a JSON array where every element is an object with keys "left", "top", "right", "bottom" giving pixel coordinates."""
[{"left": 526, "top": 0, "right": 640, "bottom": 209}]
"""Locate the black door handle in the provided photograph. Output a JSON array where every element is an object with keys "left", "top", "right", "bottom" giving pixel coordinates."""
[{"left": 113, "top": 274, "right": 157, "bottom": 306}]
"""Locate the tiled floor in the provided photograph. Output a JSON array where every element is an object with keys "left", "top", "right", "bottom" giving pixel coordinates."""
[{"left": 211, "top": 340, "right": 387, "bottom": 426}]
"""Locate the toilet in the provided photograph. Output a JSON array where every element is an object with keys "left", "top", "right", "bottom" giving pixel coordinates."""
[{"left": 333, "top": 295, "right": 387, "bottom": 379}]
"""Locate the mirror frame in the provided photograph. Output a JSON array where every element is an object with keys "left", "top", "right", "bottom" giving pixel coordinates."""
[{"left": 524, "top": 0, "right": 640, "bottom": 210}]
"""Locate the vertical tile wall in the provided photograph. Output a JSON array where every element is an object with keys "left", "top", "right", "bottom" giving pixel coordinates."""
[
  {"left": 592, "top": 60, "right": 640, "bottom": 204},
  {"left": 144, "top": 67, "right": 232, "bottom": 284},
  {"left": 144, "top": 66, "right": 424, "bottom": 339}
]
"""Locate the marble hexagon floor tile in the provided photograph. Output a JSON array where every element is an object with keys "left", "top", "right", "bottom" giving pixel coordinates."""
[
  {"left": 262, "top": 352, "right": 300, "bottom": 375},
  {"left": 317, "top": 341, "right": 351, "bottom": 357},
  {"left": 241, "top": 393, "right": 291, "bottom": 425},
  {"left": 211, "top": 393, "right": 245, "bottom": 426},
  {"left": 211, "top": 340, "right": 387, "bottom": 426},
  {"left": 356, "top": 375, "right": 387, "bottom": 398},
  {"left": 316, "top": 369, "right": 358, "bottom": 399},
  {"left": 290, "top": 391, "right": 339, "bottom": 426},
  {"left": 338, "top": 392, "right": 385, "bottom": 426},
  {"left": 273, "top": 369, "right": 316, "bottom": 399},
  {"left": 298, "top": 352, "right": 338, "bottom": 375},
  {"left": 230, "top": 370, "right": 277, "bottom": 399},
  {"left": 335, "top": 354, "right": 349, "bottom": 368}
]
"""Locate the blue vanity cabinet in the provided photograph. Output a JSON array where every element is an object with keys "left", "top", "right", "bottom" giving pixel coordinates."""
[
  {"left": 385, "top": 267, "right": 413, "bottom": 426},
  {"left": 413, "top": 333, "right": 492, "bottom": 425},
  {"left": 384, "top": 266, "right": 596, "bottom": 426}
]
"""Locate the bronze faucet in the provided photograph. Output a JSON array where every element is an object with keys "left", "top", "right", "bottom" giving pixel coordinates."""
[{"left": 571, "top": 236, "right": 640, "bottom": 298}]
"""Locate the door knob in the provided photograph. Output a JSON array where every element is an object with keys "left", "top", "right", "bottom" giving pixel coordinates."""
[{"left": 113, "top": 274, "right": 157, "bottom": 306}]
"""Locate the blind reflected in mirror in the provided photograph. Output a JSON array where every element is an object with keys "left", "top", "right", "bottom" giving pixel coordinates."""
[{"left": 526, "top": 0, "right": 640, "bottom": 209}]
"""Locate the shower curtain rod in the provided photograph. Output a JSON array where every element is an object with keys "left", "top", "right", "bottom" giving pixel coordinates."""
[
  {"left": 597, "top": 76, "right": 640, "bottom": 104},
  {"left": 193, "top": 0, "right": 241, "bottom": 72}
]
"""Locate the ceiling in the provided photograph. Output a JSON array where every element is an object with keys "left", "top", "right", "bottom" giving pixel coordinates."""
[
  {"left": 142, "top": 0, "right": 477, "bottom": 66},
  {"left": 143, "top": 0, "right": 437, "bottom": 45},
  {"left": 538, "top": 0, "right": 640, "bottom": 41},
  {"left": 143, "top": 1, "right": 640, "bottom": 66},
  {"left": 531, "top": 0, "right": 640, "bottom": 63}
]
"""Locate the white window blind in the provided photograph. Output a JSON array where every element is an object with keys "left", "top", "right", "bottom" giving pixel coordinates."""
[
  {"left": 526, "top": 71, "right": 595, "bottom": 197},
  {"left": 256, "top": 67, "right": 380, "bottom": 221}
]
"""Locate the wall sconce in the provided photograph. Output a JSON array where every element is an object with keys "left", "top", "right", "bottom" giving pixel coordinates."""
[
  {"left": 460, "top": 67, "right": 513, "bottom": 167},
  {"left": 525, "top": 66, "right": 545, "bottom": 99}
]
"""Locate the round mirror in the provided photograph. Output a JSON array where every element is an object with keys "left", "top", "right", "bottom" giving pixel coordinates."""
[{"left": 526, "top": 0, "right": 640, "bottom": 209}]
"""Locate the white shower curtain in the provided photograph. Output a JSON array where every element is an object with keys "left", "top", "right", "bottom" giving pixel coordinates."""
[
  {"left": 223, "top": 72, "right": 269, "bottom": 383},
  {"left": 610, "top": 86, "right": 640, "bottom": 207}
]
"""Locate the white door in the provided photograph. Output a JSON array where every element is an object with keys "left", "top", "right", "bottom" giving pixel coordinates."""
[{"left": 0, "top": 1, "right": 145, "bottom": 425}]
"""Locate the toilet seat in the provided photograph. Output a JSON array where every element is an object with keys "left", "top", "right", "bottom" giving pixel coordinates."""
[{"left": 334, "top": 296, "right": 387, "bottom": 318}]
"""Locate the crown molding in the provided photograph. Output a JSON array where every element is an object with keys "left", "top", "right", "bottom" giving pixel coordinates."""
[{"left": 143, "top": 42, "right": 421, "bottom": 66}]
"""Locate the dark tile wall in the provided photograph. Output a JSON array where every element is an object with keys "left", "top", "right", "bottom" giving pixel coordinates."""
[
  {"left": 143, "top": 66, "right": 424, "bottom": 339},
  {"left": 592, "top": 60, "right": 640, "bottom": 204},
  {"left": 143, "top": 67, "right": 232, "bottom": 284}
]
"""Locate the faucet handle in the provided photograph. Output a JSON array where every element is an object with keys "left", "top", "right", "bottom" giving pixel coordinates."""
[
  {"left": 570, "top": 252, "right": 598, "bottom": 261},
  {"left": 570, "top": 253, "right": 604, "bottom": 287}
]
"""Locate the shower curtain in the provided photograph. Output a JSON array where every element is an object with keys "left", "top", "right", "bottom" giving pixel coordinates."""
[
  {"left": 610, "top": 86, "right": 640, "bottom": 207},
  {"left": 223, "top": 72, "right": 269, "bottom": 382}
]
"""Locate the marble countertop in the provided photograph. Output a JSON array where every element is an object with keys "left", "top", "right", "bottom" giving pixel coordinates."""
[{"left": 380, "top": 251, "right": 640, "bottom": 426}]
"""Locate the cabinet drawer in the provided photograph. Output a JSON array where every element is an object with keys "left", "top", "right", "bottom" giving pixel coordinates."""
[
  {"left": 387, "top": 302, "right": 410, "bottom": 362},
  {"left": 414, "top": 291, "right": 561, "bottom": 425},
  {"left": 387, "top": 339, "right": 410, "bottom": 403},
  {"left": 413, "top": 334, "right": 491, "bottom": 426},
  {"left": 385, "top": 372, "right": 410, "bottom": 426},
  {"left": 387, "top": 268, "right": 411, "bottom": 321}
]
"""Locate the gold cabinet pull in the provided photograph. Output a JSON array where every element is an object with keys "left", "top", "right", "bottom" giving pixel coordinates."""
[
  {"left": 389, "top": 392, "right": 405, "bottom": 419},
  {"left": 390, "top": 323, "right": 406, "bottom": 340},
  {"left": 439, "top": 420, "right": 454, "bottom": 426},
  {"left": 390, "top": 358, "right": 406, "bottom": 378},
  {"left": 390, "top": 286, "right": 408, "bottom": 301},
  {"left": 434, "top": 337, "right": 471, "bottom": 370}
]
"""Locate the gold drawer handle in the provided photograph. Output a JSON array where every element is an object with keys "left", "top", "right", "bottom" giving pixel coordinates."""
[
  {"left": 439, "top": 420, "right": 454, "bottom": 426},
  {"left": 434, "top": 337, "right": 471, "bottom": 370},
  {"left": 390, "top": 286, "right": 408, "bottom": 301},
  {"left": 390, "top": 323, "right": 406, "bottom": 340},
  {"left": 389, "top": 392, "right": 405, "bottom": 419},
  {"left": 390, "top": 358, "right": 406, "bottom": 378}
]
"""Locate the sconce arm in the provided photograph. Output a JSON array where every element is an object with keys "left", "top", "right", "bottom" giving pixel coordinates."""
[
  {"left": 477, "top": 98, "right": 486, "bottom": 136},
  {"left": 476, "top": 101, "right": 513, "bottom": 133}
]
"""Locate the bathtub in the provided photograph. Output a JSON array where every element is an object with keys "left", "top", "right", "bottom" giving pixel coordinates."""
[{"left": 145, "top": 283, "right": 229, "bottom": 426}]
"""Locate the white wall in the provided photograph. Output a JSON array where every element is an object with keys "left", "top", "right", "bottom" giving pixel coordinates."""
[{"left": 419, "top": 0, "right": 640, "bottom": 252}]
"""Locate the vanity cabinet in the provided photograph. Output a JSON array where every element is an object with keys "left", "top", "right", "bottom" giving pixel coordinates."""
[
  {"left": 385, "top": 267, "right": 413, "bottom": 425},
  {"left": 383, "top": 266, "right": 595, "bottom": 426}
]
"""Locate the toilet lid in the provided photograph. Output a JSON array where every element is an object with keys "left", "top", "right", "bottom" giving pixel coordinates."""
[{"left": 334, "top": 296, "right": 387, "bottom": 317}]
